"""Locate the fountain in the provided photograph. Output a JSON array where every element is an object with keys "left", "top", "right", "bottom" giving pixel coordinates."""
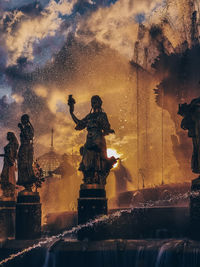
[
  {"left": 0, "top": 93, "right": 200, "bottom": 267},
  {"left": 1, "top": 96, "right": 200, "bottom": 267}
]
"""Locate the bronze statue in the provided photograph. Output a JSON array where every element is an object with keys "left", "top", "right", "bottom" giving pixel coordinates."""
[
  {"left": 0, "top": 132, "right": 19, "bottom": 198},
  {"left": 113, "top": 159, "right": 133, "bottom": 195},
  {"left": 178, "top": 97, "right": 200, "bottom": 174},
  {"left": 17, "top": 114, "right": 36, "bottom": 191},
  {"left": 68, "top": 95, "right": 117, "bottom": 184}
]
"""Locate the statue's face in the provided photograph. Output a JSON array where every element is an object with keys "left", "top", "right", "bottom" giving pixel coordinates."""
[
  {"left": 91, "top": 97, "right": 101, "bottom": 109},
  {"left": 7, "top": 132, "right": 12, "bottom": 141},
  {"left": 7, "top": 133, "right": 10, "bottom": 141},
  {"left": 21, "top": 116, "right": 29, "bottom": 125}
]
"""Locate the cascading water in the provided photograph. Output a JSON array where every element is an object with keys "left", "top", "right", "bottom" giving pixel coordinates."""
[
  {"left": 40, "top": 239, "right": 200, "bottom": 267},
  {"left": 1, "top": 190, "right": 200, "bottom": 267}
]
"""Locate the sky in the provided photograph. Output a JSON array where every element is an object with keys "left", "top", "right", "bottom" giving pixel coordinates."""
[{"left": 0, "top": 0, "right": 164, "bottom": 152}]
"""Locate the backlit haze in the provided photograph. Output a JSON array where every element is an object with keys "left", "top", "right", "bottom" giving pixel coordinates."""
[{"left": 0, "top": 0, "right": 200, "bottom": 214}]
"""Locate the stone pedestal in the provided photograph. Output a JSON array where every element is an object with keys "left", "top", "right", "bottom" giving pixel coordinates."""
[
  {"left": 0, "top": 199, "right": 15, "bottom": 239},
  {"left": 78, "top": 184, "right": 107, "bottom": 225},
  {"left": 15, "top": 191, "right": 41, "bottom": 240},
  {"left": 190, "top": 177, "right": 200, "bottom": 239}
]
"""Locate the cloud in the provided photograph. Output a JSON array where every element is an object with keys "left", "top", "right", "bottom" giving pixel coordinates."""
[
  {"left": 76, "top": 0, "right": 164, "bottom": 59},
  {"left": 3, "top": 0, "right": 77, "bottom": 66}
]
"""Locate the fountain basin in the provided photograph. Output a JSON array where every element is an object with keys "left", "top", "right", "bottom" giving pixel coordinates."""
[
  {"left": 78, "top": 206, "right": 190, "bottom": 240},
  {"left": 2, "top": 239, "right": 199, "bottom": 267}
]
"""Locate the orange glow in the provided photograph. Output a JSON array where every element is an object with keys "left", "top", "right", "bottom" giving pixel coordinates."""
[{"left": 107, "top": 148, "right": 121, "bottom": 168}]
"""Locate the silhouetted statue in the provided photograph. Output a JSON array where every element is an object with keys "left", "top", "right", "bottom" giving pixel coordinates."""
[
  {"left": 17, "top": 114, "right": 36, "bottom": 191},
  {"left": 171, "top": 132, "right": 192, "bottom": 174},
  {"left": 178, "top": 97, "right": 200, "bottom": 174},
  {"left": 0, "top": 132, "right": 19, "bottom": 198},
  {"left": 68, "top": 95, "right": 117, "bottom": 184},
  {"left": 113, "top": 159, "right": 132, "bottom": 194}
]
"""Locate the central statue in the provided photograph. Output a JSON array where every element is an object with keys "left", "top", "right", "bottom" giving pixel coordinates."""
[{"left": 68, "top": 95, "right": 117, "bottom": 185}]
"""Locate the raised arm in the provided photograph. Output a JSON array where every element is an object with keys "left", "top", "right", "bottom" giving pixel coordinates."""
[
  {"left": 68, "top": 95, "right": 80, "bottom": 125},
  {"left": 101, "top": 112, "right": 115, "bottom": 136}
]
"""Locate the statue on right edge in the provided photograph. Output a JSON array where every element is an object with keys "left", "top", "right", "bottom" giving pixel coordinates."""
[
  {"left": 68, "top": 95, "right": 117, "bottom": 185},
  {"left": 178, "top": 97, "right": 200, "bottom": 174}
]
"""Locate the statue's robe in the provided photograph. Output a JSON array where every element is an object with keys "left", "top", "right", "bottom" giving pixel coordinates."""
[
  {"left": 17, "top": 124, "right": 36, "bottom": 186},
  {"left": 75, "top": 111, "right": 114, "bottom": 184},
  {"left": 1, "top": 142, "right": 17, "bottom": 196}
]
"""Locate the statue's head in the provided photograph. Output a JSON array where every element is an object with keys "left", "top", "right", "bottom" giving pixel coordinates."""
[
  {"left": 7, "top": 132, "right": 14, "bottom": 141},
  {"left": 91, "top": 95, "right": 102, "bottom": 110},
  {"left": 178, "top": 103, "right": 189, "bottom": 116},
  {"left": 7, "top": 132, "right": 18, "bottom": 146},
  {"left": 21, "top": 114, "right": 30, "bottom": 125}
]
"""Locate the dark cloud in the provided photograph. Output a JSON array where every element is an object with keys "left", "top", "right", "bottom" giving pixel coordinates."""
[
  {"left": 1, "top": 0, "right": 50, "bottom": 11},
  {"left": 0, "top": 95, "right": 19, "bottom": 128},
  {"left": 149, "top": 24, "right": 174, "bottom": 55},
  {"left": 16, "top": 1, "right": 43, "bottom": 16}
]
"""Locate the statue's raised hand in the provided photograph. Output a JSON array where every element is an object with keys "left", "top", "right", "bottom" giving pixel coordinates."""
[
  {"left": 68, "top": 95, "right": 76, "bottom": 114},
  {"left": 18, "top": 123, "right": 23, "bottom": 129}
]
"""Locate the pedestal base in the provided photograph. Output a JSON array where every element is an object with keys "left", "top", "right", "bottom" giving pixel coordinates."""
[
  {"left": 78, "top": 184, "right": 107, "bottom": 225},
  {"left": 0, "top": 200, "right": 15, "bottom": 239},
  {"left": 15, "top": 191, "right": 41, "bottom": 240},
  {"left": 190, "top": 177, "right": 200, "bottom": 239}
]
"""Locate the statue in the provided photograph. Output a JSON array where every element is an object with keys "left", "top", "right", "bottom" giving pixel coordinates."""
[
  {"left": 17, "top": 114, "right": 36, "bottom": 191},
  {"left": 178, "top": 97, "right": 200, "bottom": 174},
  {"left": 68, "top": 95, "right": 117, "bottom": 185},
  {"left": 0, "top": 132, "right": 19, "bottom": 199},
  {"left": 113, "top": 159, "right": 133, "bottom": 195}
]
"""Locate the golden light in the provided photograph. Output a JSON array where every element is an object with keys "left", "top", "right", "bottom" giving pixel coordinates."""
[{"left": 107, "top": 148, "right": 121, "bottom": 168}]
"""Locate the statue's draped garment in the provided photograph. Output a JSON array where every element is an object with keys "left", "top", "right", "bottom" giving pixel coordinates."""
[
  {"left": 1, "top": 142, "right": 17, "bottom": 195},
  {"left": 75, "top": 111, "right": 113, "bottom": 184},
  {"left": 17, "top": 124, "right": 35, "bottom": 186}
]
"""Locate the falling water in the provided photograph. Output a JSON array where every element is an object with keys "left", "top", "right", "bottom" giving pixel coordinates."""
[
  {"left": 0, "top": 208, "right": 132, "bottom": 266},
  {"left": 0, "top": 190, "right": 200, "bottom": 266}
]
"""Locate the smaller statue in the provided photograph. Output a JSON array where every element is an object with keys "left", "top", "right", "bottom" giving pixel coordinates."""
[
  {"left": 68, "top": 95, "right": 117, "bottom": 185},
  {"left": 0, "top": 132, "right": 19, "bottom": 199},
  {"left": 17, "top": 114, "right": 36, "bottom": 192},
  {"left": 113, "top": 159, "right": 133, "bottom": 195},
  {"left": 178, "top": 97, "right": 200, "bottom": 174}
]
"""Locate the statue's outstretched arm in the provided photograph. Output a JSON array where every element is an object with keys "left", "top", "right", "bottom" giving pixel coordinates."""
[
  {"left": 70, "top": 112, "right": 80, "bottom": 125},
  {"left": 68, "top": 95, "right": 80, "bottom": 125},
  {"left": 102, "top": 113, "right": 115, "bottom": 135}
]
